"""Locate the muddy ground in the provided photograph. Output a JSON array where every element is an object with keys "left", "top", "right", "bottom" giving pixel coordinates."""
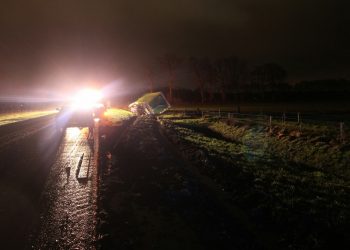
[{"left": 97, "top": 116, "right": 268, "bottom": 250}]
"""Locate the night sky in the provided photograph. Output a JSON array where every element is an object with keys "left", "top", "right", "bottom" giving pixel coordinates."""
[{"left": 0, "top": 0, "right": 349, "bottom": 97}]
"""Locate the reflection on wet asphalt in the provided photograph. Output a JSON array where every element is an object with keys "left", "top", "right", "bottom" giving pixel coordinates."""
[{"left": 33, "top": 126, "right": 98, "bottom": 249}]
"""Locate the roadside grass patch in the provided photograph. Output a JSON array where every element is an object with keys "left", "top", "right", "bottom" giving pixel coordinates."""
[
  {"left": 103, "top": 108, "right": 133, "bottom": 125},
  {"left": 161, "top": 114, "right": 350, "bottom": 249},
  {"left": 174, "top": 117, "right": 350, "bottom": 176}
]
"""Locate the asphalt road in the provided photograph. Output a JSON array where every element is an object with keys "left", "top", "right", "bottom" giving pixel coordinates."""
[
  {"left": 32, "top": 125, "right": 99, "bottom": 249},
  {"left": 0, "top": 115, "right": 99, "bottom": 249},
  {"left": 0, "top": 115, "right": 60, "bottom": 249}
]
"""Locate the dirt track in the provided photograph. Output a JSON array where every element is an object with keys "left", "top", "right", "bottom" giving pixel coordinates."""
[{"left": 97, "top": 116, "right": 263, "bottom": 250}]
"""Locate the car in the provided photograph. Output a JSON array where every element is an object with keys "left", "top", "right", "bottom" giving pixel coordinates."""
[
  {"left": 55, "top": 88, "right": 107, "bottom": 132},
  {"left": 56, "top": 105, "right": 95, "bottom": 130}
]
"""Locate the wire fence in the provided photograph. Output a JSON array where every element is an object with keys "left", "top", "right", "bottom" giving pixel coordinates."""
[{"left": 168, "top": 109, "right": 348, "bottom": 143}]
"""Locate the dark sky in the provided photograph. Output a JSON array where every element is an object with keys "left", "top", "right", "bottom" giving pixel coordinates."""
[{"left": 0, "top": 0, "right": 349, "bottom": 97}]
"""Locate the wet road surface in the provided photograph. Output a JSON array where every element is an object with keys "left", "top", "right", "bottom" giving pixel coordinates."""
[
  {"left": 0, "top": 114, "right": 57, "bottom": 150},
  {"left": 0, "top": 115, "right": 60, "bottom": 249},
  {"left": 0, "top": 115, "right": 99, "bottom": 249},
  {"left": 32, "top": 126, "right": 99, "bottom": 249}
]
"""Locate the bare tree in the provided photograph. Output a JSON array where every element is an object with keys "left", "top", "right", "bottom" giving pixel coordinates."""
[
  {"left": 205, "top": 61, "right": 217, "bottom": 103},
  {"left": 213, "top": 58, "right": 228, "bottom": 103},
  {"left": 189, "top": 57, "right": 210, "bottom": 103},
  {"left": 251, "top": 63, "right": 287, "bottom": 99},
  {"left": 158, "top": 54, "right": 182, "bottom": 102},
  {"left": 144, "top": 67, "right": 155, "bottom": 93},
  {"left": 224, "top": 56, "right": 247, "bottom": 113},
  {"left": 213, "top": 56, "right": 246, "bottom": 111}
]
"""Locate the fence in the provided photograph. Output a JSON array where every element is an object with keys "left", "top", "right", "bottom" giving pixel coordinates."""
[{"left": 169, "top": 109, "right": 348, "bottom": 143}]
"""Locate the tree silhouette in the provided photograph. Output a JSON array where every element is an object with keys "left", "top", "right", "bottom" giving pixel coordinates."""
[
  {"left": 251, "top": 63, "right": 287, "bottom": 99},
  {"left": 158, "top": 54, "right": 182, "bottom": 102},
  {"left": 189, "top": 57, "right": 213, "bottom": 103},
  {"left": 213, "top": 58, "right": 228, "bottom": 103},
  {"left": 144, "top": 67, "right": 155, "bottom": 93},
  {"left": 213, "top": 56, "right": 246, "bottom": 111}
]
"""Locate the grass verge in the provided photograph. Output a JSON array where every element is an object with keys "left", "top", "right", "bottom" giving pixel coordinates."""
[{"left": 160, "top": 114, "right": 350, "bottom": 249}]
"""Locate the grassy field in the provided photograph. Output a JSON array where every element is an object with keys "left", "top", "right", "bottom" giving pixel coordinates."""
[
  {"left": 0, "top": 110, "right": 57, "bottom": 126},
  {"left": 160, "top": 113, "right": 350, "bottom": 249}
]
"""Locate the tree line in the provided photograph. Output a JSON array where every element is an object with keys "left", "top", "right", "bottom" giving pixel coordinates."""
[{"left": 142, "top": 54, "right": 349, "bottom": 106}]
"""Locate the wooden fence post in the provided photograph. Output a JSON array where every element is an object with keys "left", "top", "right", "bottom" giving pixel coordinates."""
[
  {"left": 340, "top": 122, "right": 344, "bottom": 142},
  {"left": 297, "top": 112, "right": 300, "bottom": 123},
  {"left": 297, "top": 112, "right": 302, "bottom": 132},
  {"left": 282, "top": 113, "right": 286, "bottom": 126}
]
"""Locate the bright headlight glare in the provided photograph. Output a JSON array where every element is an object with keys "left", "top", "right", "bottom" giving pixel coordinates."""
[{"left": 71, "top": 89, "right": 102, "bottom": 110}]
